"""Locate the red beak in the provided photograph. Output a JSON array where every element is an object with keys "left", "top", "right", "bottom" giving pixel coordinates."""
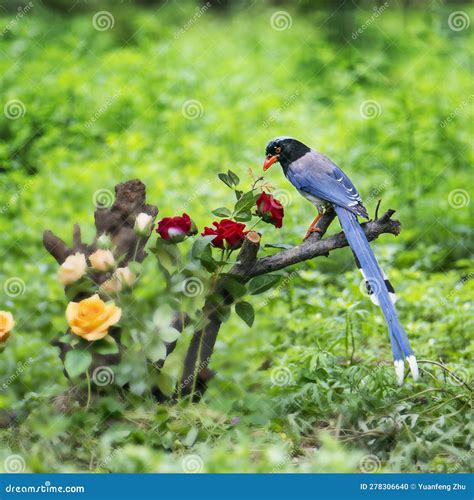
[{"left": 263, "top": 154, "right": 278, "bottom": 171}]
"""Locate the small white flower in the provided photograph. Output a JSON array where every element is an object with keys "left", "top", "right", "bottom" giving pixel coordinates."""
[
  {"left": 134, "top": 212, "right": 153, "bottom": 236},
  {"left": 58, "top": 253, "right": 87, "bottom": 285}
]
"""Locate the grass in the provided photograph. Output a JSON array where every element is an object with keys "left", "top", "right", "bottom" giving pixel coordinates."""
[{"left": 0, "top": 1, "right": 472, "bottom": 473}]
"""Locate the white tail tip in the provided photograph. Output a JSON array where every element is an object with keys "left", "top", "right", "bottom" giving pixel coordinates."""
[
  {"left": 407, "top": 355, "right": 419, "bottom": 381},
  {"left": 394, "top": 360, "right": 405, "bottom": 385}
]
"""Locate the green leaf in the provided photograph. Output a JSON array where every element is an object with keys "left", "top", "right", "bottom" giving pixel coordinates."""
[
  {"left": 215, "top": 305, "right": 231, "bottom": 323},
  {"left": 221, "top": 275, "right": 247, "bottom": 299},
  {"left": 227, "top": 170, "right": 240, "bottom": 186},
  {"left": 192, "top": 235, "right": 215, "bottom": 259},
  {"left": 234, "top": 191, "right": 258, "bottom": 215},
  {"left": 235, "top": 301, "right": 255, "bottom": 327},
  {"left": 234, "top": 212, "right": 252, "bottom": 222},
  {"left": 64, "top": 349, "right": 92, "bottom": 378},
  {"left": 248, "top": 274, "right": 281, "bottom": 295},
  {"left": 212, "top": 207, "right": 232, "bottom": 218},
  {"left": 218, "top": 172, "right": 233, "bottom": 188},
  {"left": 159, "top": 326, "right": 181, "bottom": 343},
  {"left": 127, "top": 261, "right": 142, "bottom": 276},
  {"left": 148, "top": 339, "right": 168, "bottom": 362},
  {"left": 184, "top": 427, "right": 199, "bottom": 447},
  {"left": 92, "top": 338, "right": 120, "bottom": 355}
]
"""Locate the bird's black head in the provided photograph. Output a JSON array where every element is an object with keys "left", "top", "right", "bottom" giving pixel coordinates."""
[{"left": 263, "top": 137, "right": 310, "bottom": 172}]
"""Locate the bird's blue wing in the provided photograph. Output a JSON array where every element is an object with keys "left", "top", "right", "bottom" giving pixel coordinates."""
[{"left": 286, "top": 151, "right": 368, "bottom": 218}]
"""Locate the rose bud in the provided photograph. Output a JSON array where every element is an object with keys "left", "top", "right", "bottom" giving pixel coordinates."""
[
  {"left": 134, "top": 212, "right": 153, "bottom": 236},
  {"left": 202, "top": 219, "right": 248, "bottom": 249},
  {"left": 58, "top": 253, "right": 87, "bottom": 285},
  {"left": 115, "top": 266, "right": 136, "bottom": 288},
  {"left": 100, "top": 266, "right": 136, "bottom": 295},
  {"left": 256, "top": 192, "right": 284, "bottom": 229},
  {"left": 157, "top": 213, "right": 194, "bottom": 242},
  {"left": 66, "top": 294, "right": 121, "bottom": 341},
  {"left": 89, "top": 249, "right": 115, "bottom": 272},
  {"left": 0, "top": 311, "right": 14, "bottom": 344},
  {"left": 97, "top": 233, "right": 112, "bottom": 249}
]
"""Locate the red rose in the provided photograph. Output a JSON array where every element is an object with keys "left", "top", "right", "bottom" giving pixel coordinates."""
[
  {"left": 157, "top": 213, "right": 193, "bottom": 242},
  {"left": 202, "top": 219, "right": 248, "bottom": 249},
  {"left": 256, "top": 192, "right": 284, "bottom": 228}
]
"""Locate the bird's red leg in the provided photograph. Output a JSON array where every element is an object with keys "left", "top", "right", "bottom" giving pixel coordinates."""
[{"left": 304, "top": 212, "right": 323, "bottom": 240}]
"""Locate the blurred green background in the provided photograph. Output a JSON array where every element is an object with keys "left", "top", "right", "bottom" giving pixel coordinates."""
[{"left": 0, "top": 0, "right": 472, "bottom": 473}]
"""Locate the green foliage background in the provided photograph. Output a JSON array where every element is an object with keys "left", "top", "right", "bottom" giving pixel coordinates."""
[{"left": 0, "top": 0, "right": 472, "bottom": 473}]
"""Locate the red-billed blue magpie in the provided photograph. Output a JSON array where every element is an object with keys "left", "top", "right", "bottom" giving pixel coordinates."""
[{"left": 263, "top": 137, "right": 418, "bottom": 384}]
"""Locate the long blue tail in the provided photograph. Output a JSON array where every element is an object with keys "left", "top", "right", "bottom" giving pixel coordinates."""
[{"left": 335, "top": 206, "right": 418, "bottom": 384}]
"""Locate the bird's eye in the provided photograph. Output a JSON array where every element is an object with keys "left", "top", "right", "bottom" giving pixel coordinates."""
[{"left": 275, "top": 147, "right": 281, "bottom": 154}]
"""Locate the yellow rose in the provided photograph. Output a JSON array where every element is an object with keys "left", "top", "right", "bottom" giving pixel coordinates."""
[
  {"left": 58, "top": 253, "right": 87, "bottom": 285},
  {"left": 0, "top": 311, "right": 14, "bottom": 343},
  {"left": 89, "top": 249, "right": 115, "bottom": 271},
  {"left": 66, "top": 294, "right": 121, "bottom": 341}
]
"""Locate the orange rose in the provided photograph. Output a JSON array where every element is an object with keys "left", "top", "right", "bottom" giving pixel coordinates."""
[
  {"left": 0, "top": 311, "right": 14, "bottom": 344},
  {"left": 66, "top": 294, "right": 121, "bottom": 341}
]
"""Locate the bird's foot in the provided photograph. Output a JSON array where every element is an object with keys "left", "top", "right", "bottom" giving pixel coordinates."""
[{"left": 303, "top": 227, "right": 322, "bottom": 241}]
